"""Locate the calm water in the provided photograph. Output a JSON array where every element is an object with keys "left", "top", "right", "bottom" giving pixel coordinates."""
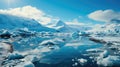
[
  {"left": 1, "top": 34, "right": 105, "bottom": 67},
  {"left": 27, "top": 35, "right": 103, "bottom": 67}
]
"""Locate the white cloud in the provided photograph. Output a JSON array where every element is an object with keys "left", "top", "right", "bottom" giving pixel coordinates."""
[
  {"left": 66, "top": 18, "right": 85, "bottom": 25},
  {"left": 88, "top": 10, "right": 120, "bottom": 23},
  {"left": 0, "top": 6, "right": 53, "bottom": 25}
]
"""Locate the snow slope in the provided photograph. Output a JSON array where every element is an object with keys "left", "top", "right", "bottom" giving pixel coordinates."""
[
  {"left": 56, "top": 20, "right": 75, "bottom": 32},
  {"left": 0, "top": 14, "right": 56, "bottom": 32},
  {"left": 48, "top": 20, "right": 91, "bottom": 32},
  {"left": 50, "top": 20, "right": 72, "bottom": 32},
  {"left": 87, "top": 23, "right": 120, "bottom": 36}
]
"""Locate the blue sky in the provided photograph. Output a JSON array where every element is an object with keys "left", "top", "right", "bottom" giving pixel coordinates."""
[{"left": 0, "top": 0, "right": 120, "bottom": 24}]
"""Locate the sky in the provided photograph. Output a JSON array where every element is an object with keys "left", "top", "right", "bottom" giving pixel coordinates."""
[{"left": 0, "top": 0, "right": 120, "bottom": 25}]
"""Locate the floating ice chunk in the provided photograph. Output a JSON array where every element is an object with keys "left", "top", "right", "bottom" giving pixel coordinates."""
[
  {"left": 0, "top": 42, "right": 13, "bottom": 66},
  {"left": 86, "top": 48, "right": 103, "bottom": 52},
  {"left": 24, "top": 62, "right": 35, "bottom": 67},
  {"left": 97, "top": 50, "right": 120, "bottom": 66},
  {"left": 78, "top": 58, "right": 87, "bottom": 65},
  {"left": 35, "top": 47, "right": 51, "bottom": 53},
  {"left": 15, "top": 62, "right": 35, "bottom": 67},
  {"left": 97, "top": 55, "right": 120, "bottom": 66},
  {"left": 72, "top": 62, "right": 78, "bottom": 66},
  {"left": 8, "top": 53, "right": 24, "bottom": 60},
  {"left": 72, "top": 31, "right": 80, "bottom": 39},
  {"left": 99, "top": 50, "right": 109, "bottom": 58},
  {"left": 39, "top": 38, "right": 65, "bottom": 49}
]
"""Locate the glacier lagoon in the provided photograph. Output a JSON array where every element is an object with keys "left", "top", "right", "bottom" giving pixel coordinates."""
[
  {"left": 33, "top": 35, "right": 102, "bottom": 67},
  {"left": 1, "top": 31, "right": 120, "bottom": 67},
  {"left": 0, "top": 10, "right": 120, "bottom": 67}
]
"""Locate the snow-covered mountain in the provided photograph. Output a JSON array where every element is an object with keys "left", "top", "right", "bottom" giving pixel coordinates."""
[
  {"left": 55, "top": 20, "right": 66, "bottom": 26},
  {"left": 0, "top": 14, "right": 56, "bottom": 32},
  {"left": 0, "top": 13, "right": 92, "bottom": 33},
  {"left": 87, "top": 23, "right": 120, "bottom": 36},
  {"left": 48, "top": 20, "right": 92, "bottom": 32},
  {"left": 53, "top": 20, "right": 72, "bottom": 32}
]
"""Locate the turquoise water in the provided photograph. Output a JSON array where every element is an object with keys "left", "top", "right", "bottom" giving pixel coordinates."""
[
  {"left": 30, "top": 36, "right": 103, "bottom": 67},
  {"left": 1, "top": 34, "right": 105, "bottom": 67}
]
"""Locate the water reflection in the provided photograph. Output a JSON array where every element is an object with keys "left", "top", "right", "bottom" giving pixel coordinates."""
[
  {"left": 2, "top": 33, "right": 119, "bottom": 67},
  {"left": 33, "top": 36, "right": 103, "bottom": 67}
]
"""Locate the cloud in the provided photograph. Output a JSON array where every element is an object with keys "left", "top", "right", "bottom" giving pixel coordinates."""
[
  {"left": 66, "top": 18, "right": 85, "bottom": 25},
  {"left": 88, "top": 10, "right": 120, "bottom": 23},
  {"left": 0, "top": 6, "right": 54, "bottom": 25}
]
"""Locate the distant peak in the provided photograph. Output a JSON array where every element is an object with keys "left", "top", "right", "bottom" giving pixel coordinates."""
[{"left": 56, "top": 20, "right": 66, "bottom": 26}]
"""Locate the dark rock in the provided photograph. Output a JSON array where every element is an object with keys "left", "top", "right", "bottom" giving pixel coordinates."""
[
  {"left": 89, "top": 38, "right": 106, "bottom": 44},
  {"left": 0, "top": 33, "right": 11, "bottom": 39}
]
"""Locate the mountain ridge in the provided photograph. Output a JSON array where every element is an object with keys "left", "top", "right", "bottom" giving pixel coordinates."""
[{"left": 0, "top": 14, "right": 56, "bottom": 32}]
